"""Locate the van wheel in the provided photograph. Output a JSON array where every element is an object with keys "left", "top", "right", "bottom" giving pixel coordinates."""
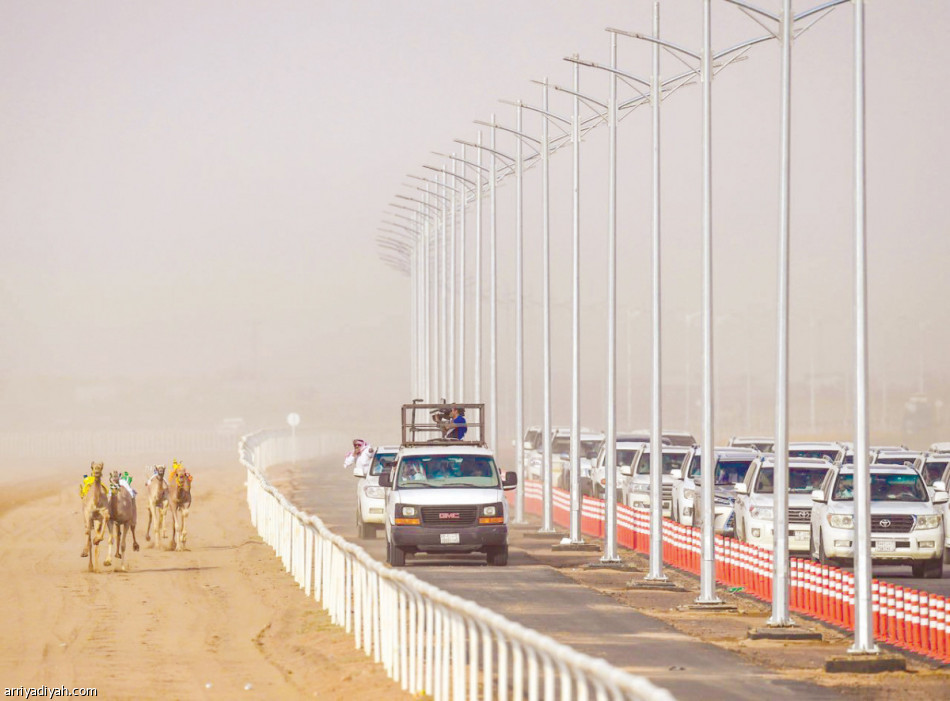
[
  {"left": 818, "top": 533, "right": 834, "bottom": 566},
  {"left": 924, "top": 558, "right": 944, "bottom": 579},
  {"left": 357, "top": 511, "right": 373, "bottom": 540},
  {"left": 387, "top": 542, "right": 406, "bottom": 567},
  {"left": 487, "top": 546, "right": 508, "bottom": 566},
  {"left": 944, "top": 547, "right": 950, "bottom": 565}
]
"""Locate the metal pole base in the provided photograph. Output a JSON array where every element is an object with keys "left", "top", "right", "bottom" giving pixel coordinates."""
[
  {"left": 551, "top": 540, "right": 600, "bottom": 552},
  {"left": 693, "top": 595, "right": 723, "bottom": 606},
  {"left": 748, "top": 626, "right": 821, "bottom": 641},
  {"left": 522, "top": 530, "right": 562, "bottom": 540},
  {"left": 681, "top": 602, "right": 737, "bottom": 612},
  {"left": 626, "top": 579, "right": 687, "bottom": 592},
  {"left": 825, "top": 653, "right": 905, "bottom": 674}
]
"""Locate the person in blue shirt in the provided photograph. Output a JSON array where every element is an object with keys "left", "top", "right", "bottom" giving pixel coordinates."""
[{"left": 446, "top": 407, "right": 467, "bottom": 440}]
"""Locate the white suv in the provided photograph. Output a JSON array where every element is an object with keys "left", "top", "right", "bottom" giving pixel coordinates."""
[
  {"left": 810, "top": 463, "right": 947, "bottom": 578},
  {"left": 621, "top": 444, "right": 692, "bottom": 516},
  {"left": 355, "top": 445, "right": 397, "bottom": 539},
  {"left": 734, "top": 456, "right": 833, "bottom": 552},
  {"left": 671, "top": 446, "right": 758, "bottom": 528},
  {"left": 589, "top": 433, "right": 655, "bottom": 501}
]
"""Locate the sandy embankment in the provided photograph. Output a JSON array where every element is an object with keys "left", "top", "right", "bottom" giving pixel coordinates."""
[{"left": 0, "top": 458, "right": 409, "bottom": 700}]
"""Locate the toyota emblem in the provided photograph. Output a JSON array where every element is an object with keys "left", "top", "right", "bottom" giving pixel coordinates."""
[
  {"left": 878, "top": 518, "right": 891, "bottom": 528},
  {"left": 797, "top": 511, "right": 809, "bottom": 519}
]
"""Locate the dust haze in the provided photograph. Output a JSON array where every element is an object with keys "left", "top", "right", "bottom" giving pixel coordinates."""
[{"left": 2, "top": 1, "right": 948, "bottom": 471}]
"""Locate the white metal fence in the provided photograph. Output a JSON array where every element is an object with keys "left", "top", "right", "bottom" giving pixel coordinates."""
[{"left": 240, "top": 429, "right": 674, "bottom": 701}]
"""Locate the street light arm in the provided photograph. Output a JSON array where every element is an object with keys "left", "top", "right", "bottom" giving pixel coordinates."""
[
  {"left": 431, "top": 151, "right": 491, "bottom": 174},
  {"left": 713, "top": 34, "right": 775, "bottom": 60},
  {"left": 606, "top": 28, "right": 701, "bottom": 62},
  {"left": 422, "top": 163, "right": 478, "bottom": 187},
  {"left": 564, "top": 54, "right": 651, "bottom": 99},
  {"left": 402, "top": 183, "right": 452, "bottom": 203},
  {"left": 395, "top": 194, "right": 441, "bottom": 213},
  {"left": 378, "top": 224, "right": 419, "bottom": 237},
  {"left": 501, "top": 97, "right": 572, "bottom": 127},
  {"left": 721, "top": 0, "right": 779, "bottom": 22},
  {"left": 551, "top": 80, "right": 608, "bottom": 110},
  {"left": 473, "top": 119, "right": 542, "bottom": 154},
  {"left": 795, "top": 0, "right": 849, "bottom": 22},
  {"left": 453, "top": 138, "right": 516, "bottom": 163}
]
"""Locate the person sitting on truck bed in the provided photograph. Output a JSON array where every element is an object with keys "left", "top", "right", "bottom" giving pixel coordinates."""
[{"left": 445, "top": 407, "right": 467, "bottom": 440}]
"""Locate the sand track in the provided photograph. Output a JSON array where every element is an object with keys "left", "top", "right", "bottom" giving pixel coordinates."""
[{"left": 0, "top": 461, "right": 408, "bottom": 700}]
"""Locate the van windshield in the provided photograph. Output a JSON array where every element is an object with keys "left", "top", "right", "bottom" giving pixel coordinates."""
[
  {"left": 396, "top": 455, "right": 500, "bottom": 488},
  {"left": 371, "top": 452, "right": 397, "bottom": 476},
  {"left": 635, "top": 452, "right": 687, "bottom": 475}
]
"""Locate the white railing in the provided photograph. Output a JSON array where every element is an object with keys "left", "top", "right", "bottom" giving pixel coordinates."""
[{"left": 239, "top": 430, "right": 675, "bottom": 701}]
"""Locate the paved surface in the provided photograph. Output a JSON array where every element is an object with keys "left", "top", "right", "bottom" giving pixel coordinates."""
[{"left": 276, "top": 459, "right": 850, "bottom": 701}]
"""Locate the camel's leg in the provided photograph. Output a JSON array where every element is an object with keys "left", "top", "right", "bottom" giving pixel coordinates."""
[
  {"left": 82, "top": 517, "right": 90, "bottom": 558},
  {"left": 160, "top": 503, "right": 169, "bottom": 540},
  {"left": 119, "top": 526, "right": 129, "bottom": 571},
  {"left": 145, "top": 505, "right": 153, "bottom": 543},
  {"left": 103, "top": 520, "right": 113, "bottom": 567},
  {"left": 87, "top": 525, "right": 94, "bottom": 571},
  {"left": 131, "top": 503, "right": 139, "bottom": 552},
  {"left": 180, "top": 507, "right": 189, "bottom": 550},
  {"left": 168, "top": 508, "right": 176, "bottom": 551}
]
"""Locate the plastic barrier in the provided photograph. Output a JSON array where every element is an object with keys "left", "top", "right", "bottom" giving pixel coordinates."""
[
  {"left": 521, "top": 480, "right": 950, "bottom": 664},
  {"left": 241, "top": 432, "right": 674, "bottom": 701}
]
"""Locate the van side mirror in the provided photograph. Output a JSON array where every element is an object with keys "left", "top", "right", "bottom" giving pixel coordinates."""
[
  {"left": 523, "top": 441, "right": 533, "bottom": 450},
  {"left": 934, "top": 491, "right": 949, "bottom": 505},
  {"left": 379, "top": 471, "right": 393, "bottom": 488},
  {"left": 671, "top": 469, "right": 682, "bottom": 480},
  {"left": 353, "top": 468, "right": 365, "bottom": 478},
  {"left": 619, "top": 464, "right": 632, "bottom": 477},
  {"left": 934, "top": 480, "right": 947, "bottom": 493},
  {"left": 811, "top": 489, "right": 827, "bottom": 503},
  {"left": 735, "top": 483, "right": 748, "bottom": 495},
  {"left": 503, "top": 471, "right": 518, "bottom": 490}
]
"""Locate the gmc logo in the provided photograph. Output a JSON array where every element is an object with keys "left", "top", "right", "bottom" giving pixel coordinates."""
[{"left": 439, "top": 512, "right": 461, "bottom": 520}]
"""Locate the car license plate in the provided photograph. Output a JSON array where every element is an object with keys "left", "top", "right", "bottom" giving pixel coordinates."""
[
  {"left": 440, "top": 533, "right": 460, "bottom": 544},
  {"left": 792, "top": 531, "right": 809, "bottom": 540},
  {"left": 873, "top": 540, "right": 896, "bottom": 553}
]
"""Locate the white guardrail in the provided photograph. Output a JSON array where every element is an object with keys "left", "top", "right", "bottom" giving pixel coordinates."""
[{"left": 239, "top": 429, "right": 675, "bottom": 701}]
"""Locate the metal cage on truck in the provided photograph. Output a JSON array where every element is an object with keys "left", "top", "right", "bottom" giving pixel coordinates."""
[{"left": 400, "top": 402, "right": 486, "bottom": 447}]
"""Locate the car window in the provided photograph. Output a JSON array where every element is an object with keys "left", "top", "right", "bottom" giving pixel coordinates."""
[
  {"left": 754, "top": 466, "right": 830, "bottom": 494},
  {"left": 397, "top": 455, "right": 500, "bottom": 489},
  {"left": 581, "top": 439, "right": 603, "bottom": 460},
  {"left": 371, "top": 453, "right": 397, "bottom": 476},
  {"left": 525, "top": 431, "right": 541, "bottom": 449},
  {"left": 716, "top": 459, "right": 753, "bottom": 485},
  {"left": 635, "top": 452, "right": 687, "bottom": 475},
  {"left": 789, "top": 449, "right": 839, "bottom": 462},
  {"left": 686, "top": 455, "right": 701, "bottom": 479},
  {"left": 832, "top": 472, "right": 928, "bottom": 502},
  {"left": 919, "top": 461, "right": 948, "bottom": 485},
  {"left": 875, "top": 456, "right": 918, "bottom": 467}
]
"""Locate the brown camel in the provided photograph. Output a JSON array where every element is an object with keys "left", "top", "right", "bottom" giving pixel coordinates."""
[
  {"left": 167, "top": 464, "right": 192, "bottom": 551},
  {"left": 144, "top": 464, "right": 168, "bottom": 547},
  {"left": 106, "top": 471, "right": 139, "bottom": 570},
  {"left": 80, "top": 462, "right": 110, "bottom": 572}
]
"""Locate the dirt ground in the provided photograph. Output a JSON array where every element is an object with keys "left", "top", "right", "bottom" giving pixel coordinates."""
[
  {"left": 511, "top": 533, "right": 950, "bottom": 700},
  {"left": 0, "top": 460, "right": 410, "bottom": 700}
]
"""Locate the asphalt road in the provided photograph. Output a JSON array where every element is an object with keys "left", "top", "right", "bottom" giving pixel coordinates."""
[{"left": 278, "top": 458, "right": 848, "bottom": 701}]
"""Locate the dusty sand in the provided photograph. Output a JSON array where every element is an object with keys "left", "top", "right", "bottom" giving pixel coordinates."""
[{"left": 0, "top": 459, "right": 410, "bottom": 700}]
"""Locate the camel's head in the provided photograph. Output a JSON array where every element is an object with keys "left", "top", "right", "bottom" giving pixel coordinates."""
[
  {"left": 175, "top": 467, "right": 192, "bottom": 491},
  {"left": 155, "top": 464, "right": 166, "bottom": 479},
  {"left": 90, "top": 462, "right": 104, "bottom": 479}
]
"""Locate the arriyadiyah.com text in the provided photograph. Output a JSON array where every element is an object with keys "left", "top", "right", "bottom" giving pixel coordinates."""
[{"left": 5, "top": 687, "right": 97, "bottom": 698}]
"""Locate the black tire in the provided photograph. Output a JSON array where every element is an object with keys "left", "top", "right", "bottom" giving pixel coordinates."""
[
  {"left": 487, "top": 545, "right": 508, "bottom": 566},
  {"left": 911, "top": 561, "right": 926, "bottom": 578},
  {"left": 944, "top": 547, "right": 950, "bottom": 565},
  {"left": 387, "top": 541, "right": 406, "bottom": 567},
  {"left": 924, "top": 558, "right": 944, "bottom": 579},
  {"left": 356, "top": 510, "right": 373, "bottom": 540},
  {"left": 818, "top": 532, "right": 834, "bottom": 566}
]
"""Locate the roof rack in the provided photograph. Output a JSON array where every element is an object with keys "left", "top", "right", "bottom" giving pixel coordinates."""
[{"left": 400, "top": 401, "right": 487, "bottom": 448}]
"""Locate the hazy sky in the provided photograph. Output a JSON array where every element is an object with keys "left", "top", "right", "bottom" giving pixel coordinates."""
[{"left": 2, "top": 1, "right": 948, "bottom": 441}]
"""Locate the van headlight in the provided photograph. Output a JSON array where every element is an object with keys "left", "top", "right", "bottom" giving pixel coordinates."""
[
  {"left": 828, "top": 514, "right": 854, "bottom": 529},
  {"left": 683, "top": 489, "right": 695, "bottom": 501},
  {"left": 749, "top": 507, "right": 773, "bottom": 520},
  {"left": 399, "top": 505, "right": 417, "bottom": 517},
  {"left": 915, "top": 514, "right": 941, "bottom": 530},
  {"left": 482, "top": 505, "right": 497, "bottom": 517},
  {"left": 479, "top": 502, "right": 505, "bottom": 524},
  {"left": 363, "top": 485, "right": 386, "bottom": 499}
]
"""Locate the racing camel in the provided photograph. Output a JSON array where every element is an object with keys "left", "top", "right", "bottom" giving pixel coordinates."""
[
  {"left": 106, "top": 470, "right": 139, "bottom": 570},
  {"left": 144, "top": 464, "right": 169, "bottom": 547},
  {"left": 80, "top": 462, "right": 110, "bottom": 572},
  {"left": 167, "top": 462, "right": 192, "bottom": 551}
]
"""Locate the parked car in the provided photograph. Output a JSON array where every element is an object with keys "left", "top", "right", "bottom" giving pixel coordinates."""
[
  {"left": 778, "top": 441, "right": 847, "bottom": 465},
  {"left": 554, "top": 430, "right": 606, "bottom": 493},
  {"left": 621, "top": 444, "right": 693, "bottom": 516},
  {"left": 733, "top": 456, "right": 834, "bottom": 552},
  {"left": 810, "top": 463, "right": 947, "bottom": 577},
  {"left": 872, "top": 449, "right": 923, "bottom": 468},
  {"left": 355, "top": 445, "right": 398, "bottom": 539},
  {"left": 728, "top": 436, "right": 774, "bottom": 452},
  {"left": 674, "top": 446, "right": 758, "bottom": 531},
  {"left": 589, "top": 433, "right": 664, "bottom": 501},
  {"left": 916, "top": 452, "right": 950, "bottom": 488},
  {"left": 839, "top": 442, "right": 907, "bottom": 465}
]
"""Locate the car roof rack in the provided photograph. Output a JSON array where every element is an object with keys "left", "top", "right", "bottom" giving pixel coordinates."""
[{"left": 401, "top": 401, "right": 487, "bottom": 448}]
